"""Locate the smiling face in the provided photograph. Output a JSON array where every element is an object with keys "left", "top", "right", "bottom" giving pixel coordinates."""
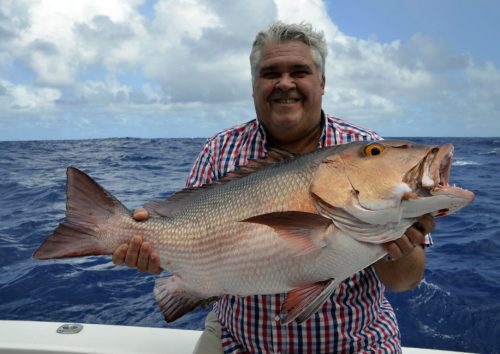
[{"left": 252, "top": 41, "right": 325, "bottom": 152}]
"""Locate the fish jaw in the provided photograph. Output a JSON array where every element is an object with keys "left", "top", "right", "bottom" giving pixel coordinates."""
[{"left": 402, "top": 144, "right": 475, "bottom": 218}]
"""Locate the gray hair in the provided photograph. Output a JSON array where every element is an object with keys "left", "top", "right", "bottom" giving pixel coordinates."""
[{"left": 250, "top": 21, "right": 328, "bottom": 85}]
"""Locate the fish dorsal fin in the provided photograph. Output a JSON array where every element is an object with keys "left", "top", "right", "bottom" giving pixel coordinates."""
[
  {"left": 282, "top": 279, "right": 338, "bottom": 324},
  {"left": 242, "top": 211, "right": 332, "bottom": 256},
  {"left": 213, "top": 148, "right": 296, "bottom": 184},
  {"left": 143, "top": 187, "right": 207, "bottom": 217},
  {"left": 144, "top": 149, "right": 296, "bottom": 217}
]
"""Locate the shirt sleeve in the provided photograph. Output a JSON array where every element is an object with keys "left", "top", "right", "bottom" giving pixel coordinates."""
[{"left": 185, "top": 138, "right": 216, "bottom": 188}]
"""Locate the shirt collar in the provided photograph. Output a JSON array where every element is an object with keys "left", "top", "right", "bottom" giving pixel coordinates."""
[
  {"left": 317, "top": 110, "right": 328, "bottom": 149},
  {"left": 256, "top": 110, "right": 328, "bottom": 153}
]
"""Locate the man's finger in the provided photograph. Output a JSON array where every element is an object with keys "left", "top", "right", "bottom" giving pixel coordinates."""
[
  {"left": 137, "top": 241, "right": 152, "bottom": 273},
  {"left": 112, "top": 244, "right": 129, "bottom": 265},
  {"left": 394, "top": 234, "right": 416, "bottom": 255},
  {"left": 415, "top": 214, "right": 436, "bottom": 234},
  {"left": 405, "top": 226, "right": 425, "bottom": 247},
  {"left": 134, "top": 207, "right": 150, "bottom": 221},
  {"left": 149, "top": 253, "right": 163, "bottom": 275},
  {"left": 383, "top": 241, "right": 403, "bottom": 261},
  {"left": 124, "top": 235, "right": 143, "bottom": 267}
]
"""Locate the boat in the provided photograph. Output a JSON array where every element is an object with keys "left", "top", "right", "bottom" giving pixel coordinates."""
[{"left": 0, "top": 320, "right": 473, "bottom": 354}]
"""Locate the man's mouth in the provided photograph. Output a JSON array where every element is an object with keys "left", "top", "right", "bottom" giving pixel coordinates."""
[{"left": 273, "top": 98, "right": 300, "bottom": 104}]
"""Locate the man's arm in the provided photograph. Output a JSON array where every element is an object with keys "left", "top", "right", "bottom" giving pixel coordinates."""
[{"left": 374, "top": 214, "right": 435, "bottom": 292}]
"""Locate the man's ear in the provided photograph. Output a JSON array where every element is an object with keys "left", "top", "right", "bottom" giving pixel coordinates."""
[{"left": 321, "top": 75, "right": 326, "bottom": 94}]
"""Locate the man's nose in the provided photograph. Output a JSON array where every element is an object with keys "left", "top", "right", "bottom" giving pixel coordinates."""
[{"left": 275, "top": 74, "right": 296, "bottom": 90}]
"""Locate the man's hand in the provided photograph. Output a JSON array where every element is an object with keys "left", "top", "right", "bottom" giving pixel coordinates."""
[
  {"left": 374, "top": 214, "right": 435, "bottom": 292},
  {"left": 111, "top": 207, "right": 163, "bottom": 275},
  {"left": 383, "top": 214, "right": 435, "bottom": 261}
]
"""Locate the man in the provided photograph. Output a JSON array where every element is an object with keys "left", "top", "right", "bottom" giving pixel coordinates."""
[{"left": 113, "top": 22, "right": 434, "bottom": 353}]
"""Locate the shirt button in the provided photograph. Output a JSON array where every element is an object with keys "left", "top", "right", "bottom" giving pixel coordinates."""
[{"left": 274, "top": 315, "right": 280, "bottom": 322}]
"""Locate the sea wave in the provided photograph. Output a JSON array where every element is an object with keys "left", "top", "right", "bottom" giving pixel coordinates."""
[
  {"left": 1, "top": 137, "right": 499, "bottom": 353},
  {"left": 453, "top": 160, "right": 481, "bottom": 166}
]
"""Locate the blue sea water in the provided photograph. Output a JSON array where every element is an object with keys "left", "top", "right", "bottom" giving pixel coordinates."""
[{"left": 0, "top": 137, "right": 499, "bottom": 353}]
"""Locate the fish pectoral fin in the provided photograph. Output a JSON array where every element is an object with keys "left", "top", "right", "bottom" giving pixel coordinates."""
[
  {"left": 154, "top": 276, "right": 211, "bottom": 323},
  {"left": 242, "top": 211, "right": 332, "bottom": 256},
  {"left": 282, "top": 279, "right": 338, "bottom": 324}
]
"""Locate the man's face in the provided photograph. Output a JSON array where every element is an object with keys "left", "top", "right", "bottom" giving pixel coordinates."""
[{"left": 253, "top": 41, "right": 325, "bottom": 144}]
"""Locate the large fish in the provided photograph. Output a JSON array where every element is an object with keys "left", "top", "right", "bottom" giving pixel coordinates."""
[{"left": 33, "top": 140, "right": 475, "bottom": 324}]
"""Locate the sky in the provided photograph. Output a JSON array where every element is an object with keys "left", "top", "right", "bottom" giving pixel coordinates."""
[{"left": 1, "top": 0, "right": 499, "bottom": 141}]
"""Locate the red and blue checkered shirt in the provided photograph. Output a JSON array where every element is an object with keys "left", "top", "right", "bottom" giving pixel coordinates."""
[{"left": 186, "top": 113, "right": 402, "bottom": 353}]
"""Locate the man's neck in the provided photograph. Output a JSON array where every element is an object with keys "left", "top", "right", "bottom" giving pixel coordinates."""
[{"left": 266, "top": 123, "right": 322, "bottom": 155}]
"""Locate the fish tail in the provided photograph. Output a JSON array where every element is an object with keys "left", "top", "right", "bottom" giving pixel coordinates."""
[{"left": 33, "top": 167, "right": 132, "bottom": 260}]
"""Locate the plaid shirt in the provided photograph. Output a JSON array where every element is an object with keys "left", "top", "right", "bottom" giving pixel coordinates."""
[{"left": 186, "top": 114, "right": 401, "bottom": 353}]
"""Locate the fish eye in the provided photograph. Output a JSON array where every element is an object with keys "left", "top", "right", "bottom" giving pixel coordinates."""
[{"left": 364, "top": 143, "right": 385, "bottom": 157}]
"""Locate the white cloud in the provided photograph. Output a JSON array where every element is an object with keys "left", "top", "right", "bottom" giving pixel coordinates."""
[
  {"left": 0, "top": 0, "right": 498, "bottom": 140},
  {"left": 276, "top": 0, "right": 339, "bottom": 40},
  {"left": 140, "top": 0, "right": 275, "bottom": 103},
  {"left": 0, "top": 79, "right": 61, "bottom": 110},
  {"left": 152, "top": 0, "right": 221, "bottom": 40},
  {"left": 4, "top": 0, "right": 146, "bottom": 86}
]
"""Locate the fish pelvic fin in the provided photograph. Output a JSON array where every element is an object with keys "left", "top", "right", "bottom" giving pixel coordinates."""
[
  {"left": 154, "top": 276, "right": 214, "bottom": 323},
  {"left": 242, "top": 211, "right": 332, "bottom": 256},
  {"left": 33, "top": 167, "right": 132, "bottom": 260},
  {"left": 282, "top": 279, "right": 338, "bottom": 324}
]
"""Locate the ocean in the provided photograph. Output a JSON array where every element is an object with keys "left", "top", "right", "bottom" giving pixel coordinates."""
[{"left": 0, "top": 137, "right": 498, "bottom": 353}]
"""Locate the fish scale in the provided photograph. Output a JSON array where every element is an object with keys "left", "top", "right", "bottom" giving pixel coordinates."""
[{"left": 155, "top": 158, "right": 319, "bottom": 295}]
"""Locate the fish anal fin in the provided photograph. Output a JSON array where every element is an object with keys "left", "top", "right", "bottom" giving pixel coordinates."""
[
  {"left": 154, "top": 276, "right": 212, "bottom": 323},
  {"left": 242, "top": 211, "right": 332, "bottom": 256},
  {"left": 282, "top": 279, "right": 338, "bottom": 324}
]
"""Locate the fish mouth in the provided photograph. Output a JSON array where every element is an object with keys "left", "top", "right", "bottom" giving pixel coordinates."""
[
  {"left": 403, "top": 144, "right": 475, "bottom": 217},
  {"left": 403, "top": 144, "right": 452, "bottom": 196}
]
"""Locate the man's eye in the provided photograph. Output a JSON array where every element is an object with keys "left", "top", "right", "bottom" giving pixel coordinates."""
[
  {"left": 262, "top": 72, "right": 279, "bottom": 79},
  {"left": 293, "top": 71, "right": 309, "bottom": 78}
]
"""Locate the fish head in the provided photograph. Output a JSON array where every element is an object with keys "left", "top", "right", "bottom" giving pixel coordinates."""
[{"left": 310, "top": 140, "right": 475, "bottom": 243}]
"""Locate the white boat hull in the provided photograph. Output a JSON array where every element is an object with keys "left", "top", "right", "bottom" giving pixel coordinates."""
[{"left": 0, "top": 321, "right": 473, "bottom": 354}]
